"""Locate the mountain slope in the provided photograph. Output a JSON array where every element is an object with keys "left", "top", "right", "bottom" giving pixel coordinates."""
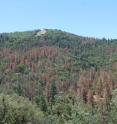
[{"left": 0, "top": 29, "right": 117, "bottom": 124}]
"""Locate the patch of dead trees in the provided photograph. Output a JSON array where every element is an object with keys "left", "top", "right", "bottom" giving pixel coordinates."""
[{"left": 77, "top": 68, "right": 115, "bottom": 105}]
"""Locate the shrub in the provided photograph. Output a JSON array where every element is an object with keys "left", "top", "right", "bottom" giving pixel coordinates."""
[{"left": 0, "top": 94, "right": 44, "bottom": 124}]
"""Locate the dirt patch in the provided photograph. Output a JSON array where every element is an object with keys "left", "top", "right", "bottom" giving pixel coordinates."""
[{"left": 36, "top": 29, "right": 47, "bottom": 37}]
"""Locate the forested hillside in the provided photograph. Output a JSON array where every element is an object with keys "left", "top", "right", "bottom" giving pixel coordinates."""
[{"left": 0, "top": 29, "right": 117, "bottom": 124}]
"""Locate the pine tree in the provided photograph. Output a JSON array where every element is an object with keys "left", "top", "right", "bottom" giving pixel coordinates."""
[{"left": 49, "top": 82, "right": 57, "bottom": 104}]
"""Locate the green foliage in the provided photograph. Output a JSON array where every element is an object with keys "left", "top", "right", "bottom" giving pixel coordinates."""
[
  {"left": 0, "top": 94, "right": 44, "bottom": 124},
  {"left": 13, "top": 83, "right": 23, "bottom": 96},
  {"left": 15, "top": 64, "right": 28, "bottom": 74},
  {"left": 49, "top": 82, "right": 57, "bottom": 104},
  {"left": 108, "top": 89, "right": 117, "bottom": 123},
  {"left": 35, "top": 95, "right": 47, "bottom": 112},
  {"left": 51, "top": 93, "right": 103, "bottom": 124}
]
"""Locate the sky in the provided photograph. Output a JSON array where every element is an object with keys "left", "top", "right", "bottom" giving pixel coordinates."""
[{"left": 0, "top": 0, "right": 117, "bottom": 38}]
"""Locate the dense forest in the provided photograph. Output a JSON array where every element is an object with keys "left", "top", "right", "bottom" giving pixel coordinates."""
[{"left": 0, "top": 29, "right": 117, "bottom": 124}]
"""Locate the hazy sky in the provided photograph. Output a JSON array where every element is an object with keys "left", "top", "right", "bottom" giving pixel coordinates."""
[{"left": 0, "top": 0, "right": 117, "bottom": 38}]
